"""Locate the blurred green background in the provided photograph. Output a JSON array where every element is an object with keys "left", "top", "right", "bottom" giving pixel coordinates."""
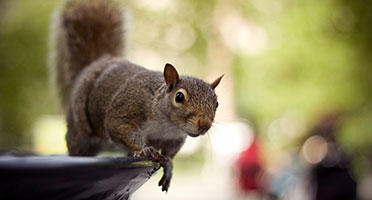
[{"left": 0, "top": 0, "right": 371, "bottom": 186}]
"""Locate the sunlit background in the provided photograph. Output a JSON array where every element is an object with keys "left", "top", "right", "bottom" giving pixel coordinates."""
[{"left": 1, "top": 0, "right": 372, "bottom": 199}]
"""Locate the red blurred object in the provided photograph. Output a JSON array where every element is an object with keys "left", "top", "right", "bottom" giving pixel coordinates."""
[{"left": 236, "top": 139, "right": 262, "bottom": 191}]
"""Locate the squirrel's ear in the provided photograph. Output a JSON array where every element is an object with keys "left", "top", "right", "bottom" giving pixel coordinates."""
[
  {"left": 211, "top": 74, "right": 224, "bottom": 89},
  {"left": 164, "top": 63, "right": 180, "bottom": 91}
]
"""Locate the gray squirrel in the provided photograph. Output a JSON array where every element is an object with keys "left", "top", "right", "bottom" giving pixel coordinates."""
[{"left": 50, "top": 0, "right": 222, "bottom": 192}]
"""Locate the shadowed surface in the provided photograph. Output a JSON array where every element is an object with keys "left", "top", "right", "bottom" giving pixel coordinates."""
[{"left": 0, "top": 153, "right": 157, "bottom": 200}]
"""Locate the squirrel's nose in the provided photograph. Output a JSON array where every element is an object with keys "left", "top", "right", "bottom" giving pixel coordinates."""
[{"left": 198, "top": 117, "right": 212, "bottom": 134}]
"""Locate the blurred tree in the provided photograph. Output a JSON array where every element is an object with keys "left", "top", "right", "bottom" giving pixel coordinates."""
[
  {"left": 337, "top": 0, "right": 372, "bottom": 156},
  {"left": 233, "top": 0, "right": 372, "bottom": 155},
  {"left": 0, "top": 0, "right": 59, "bottom": 149}
]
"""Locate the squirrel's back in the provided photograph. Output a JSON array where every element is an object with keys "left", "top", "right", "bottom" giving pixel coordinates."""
[{"left": 49, "top": 0, "right": 126, "bottom": 109}]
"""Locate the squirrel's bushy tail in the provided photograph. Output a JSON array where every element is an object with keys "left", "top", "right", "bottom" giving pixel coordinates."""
[{"left": 50, "top": 0, "right": 126, "bottom": 109}]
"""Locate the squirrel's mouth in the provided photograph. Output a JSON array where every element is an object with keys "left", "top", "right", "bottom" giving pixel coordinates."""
[
  {"left": 186, "top": 132, "right": 200, "bottom": 137},
  {"left": 187, "top": 129, "right": 208, "bottom": 137}
]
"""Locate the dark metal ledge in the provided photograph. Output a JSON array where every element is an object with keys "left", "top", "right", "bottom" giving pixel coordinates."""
[{"left": 0, "top": 154, "right": 158, "bottom": 200}]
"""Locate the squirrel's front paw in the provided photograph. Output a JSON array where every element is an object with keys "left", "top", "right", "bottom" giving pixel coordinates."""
[
  {"left": 138, "top": 146, "right": 172, "bottom": 192},
  {"left": 158, "top": 157, "right": 172, "bottom": 192}
]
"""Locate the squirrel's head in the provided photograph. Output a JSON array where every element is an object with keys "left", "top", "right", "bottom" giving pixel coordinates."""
[{"left": 161, "top": 63, "right": 223, "bottom": 137}]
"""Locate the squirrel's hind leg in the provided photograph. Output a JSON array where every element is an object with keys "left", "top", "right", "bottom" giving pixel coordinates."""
[
  {"left": 66, "top": 102, "right": 99, "bottom": 156},
  {"left": 66, "top": 126, "right": 100, "bottom": 156},
  {"left": 65, "top": 64, "right": 104, "bottom": 156}
]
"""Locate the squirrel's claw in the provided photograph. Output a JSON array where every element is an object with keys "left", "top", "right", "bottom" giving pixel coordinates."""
[
  {"left": 158, "top": 174, "right": 170, "bottom": 192},
  {"left": 158, "top": 157, "right": 172, "bottom": 192},
  {"left": 140, "top": 146, "right": 165, "bottom": 162}
]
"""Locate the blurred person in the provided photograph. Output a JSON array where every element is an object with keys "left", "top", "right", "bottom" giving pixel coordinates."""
[
  {"left": 306, "top": 112, "right": 357, "bottom": 200},
  {"left": 266, "top": 112, "right": 358, "bottom": 200},
  {"left": 267, "top": 150, "right": 311, "bottom": 200},
  {"left": 235, "top": 136, "right": 267, "bottom": 199}
]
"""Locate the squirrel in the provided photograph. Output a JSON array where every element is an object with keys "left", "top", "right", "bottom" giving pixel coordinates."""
[{"left": 50, "top": 0, "right": 222, "bottom": 192}]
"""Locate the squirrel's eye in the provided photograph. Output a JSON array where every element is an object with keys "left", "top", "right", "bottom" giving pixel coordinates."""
[
  {"left": 216, "top": 102, "right": 219, "bottom": 109},
  {"left": 175, "top": 92, "right": 184, "bottom": 103}
]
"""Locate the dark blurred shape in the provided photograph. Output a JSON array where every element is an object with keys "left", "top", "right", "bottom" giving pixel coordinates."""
[
  {"left": 236, "top": 138, "right": 263, "bottom": 193},
  {"left": 308, "top": 113, "right": 357, "bottom": 200},
  {"left": 313, "top": 164, "right": 357, "bottom": 200},
  {"left": 0, "top": 153, "right": 157, "bottom": 200}
]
